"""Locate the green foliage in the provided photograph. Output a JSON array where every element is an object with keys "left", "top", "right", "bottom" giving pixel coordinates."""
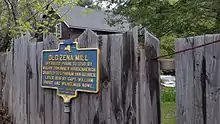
[
  {"left": 0, "top": 0, "right": 85, "bottom": 51},
  {"left": 111, "top": 0, "right": 220, "bottom": 37},
  {"left": 161, "top": 102, "right": 176, "bottom": 124},
  {"left": 161, "top": 87, "right": 176, "bottom": 123},
  {"left": 106, "top": 0, "right": 220, "bottom": 58},
  {"left": 160, "top": 35, "right": 176, "bottom": 59},
  {"left": 161, "top": 87, "right": 176, "bottom": 102}
]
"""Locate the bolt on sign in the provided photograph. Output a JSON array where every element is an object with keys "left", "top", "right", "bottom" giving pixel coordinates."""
[{"left": 41, "top": 40, "right": 100, "bottom": 103}]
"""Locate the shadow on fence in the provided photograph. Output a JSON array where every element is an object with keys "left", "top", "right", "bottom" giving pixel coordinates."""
[{"left": 0, "top": 27, "right": 160, "bottom": 124}]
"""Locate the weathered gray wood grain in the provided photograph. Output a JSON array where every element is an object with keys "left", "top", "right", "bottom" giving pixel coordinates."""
[
  {"left": 176, "top": 37, "right": 195, "bottom": 124},
  {"left": 86, "top": 30, "right": 100, "bottom": 124},
  {"left": 59, "top": 99, "right": 65, "bottom": 124},
  {"left": 175, "top": 34, "right": 220, "bottom": 124},
  {"left": 36, "top": 42, "right": 45, "bottom": 124},
  {"left": 70, "top": 29, "right": 90, "bottom": 124},
  {"left": 193, "top": 35, "right": 205, "bottom": 124},
  {"left": 122, "top": 31, "right": 138, "bottom": 124},
  {"left": 133, "top": 27, "right": 141, "bottom": 124},
  {"left": 109, "top": 34, "right": 123, "bottom": 124},
  {"left": 4, "top": 52, "right": 12, "bottom": 115},
  {"left": 13, "top": 38, "right": 19, "bottom": 124},
  {"left": 144, "top": 31, "right": 161, "bottom": 124},
  {"left": 204, "top": 34, "right": 220, "bottom": 124},
  {"left": 0, "top": 28, "right": 162, "bottom": 124},
  {"left": 99, "top": 35, "right": 112, "bottom": 124},
  {"left": 139, "top": 48, "right": 153, "bottom": 124},
  {"left": 24, "top": 34, "right": 31, "bottom": 124},
  {"left": 185, "top": 37, "right": 195, "bottom": 124},
  {"left": 175, "top": 38, "right": 186, "bottom": 124},
  {"left": 0, "top": 53, "right": 7, "bottom": 104},
  {"left": 43, "top": 35, "right": 58, "bottom": 124},
  {"left": 50, "top": 89, "right": 60, "bottom": 124},
  {"left": 71, "top": 29, "right": 141, "bottom": 124},
  {"left": 13, "top": 34, "right": 30, "bottom": 124},
  {"left": 29, "top": 41, "right": 38, "bottom": 124}
]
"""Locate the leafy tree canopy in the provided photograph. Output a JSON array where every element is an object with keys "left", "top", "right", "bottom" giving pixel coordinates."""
[
  {"left": 0, "top": 0, "right": 73, "bottom": 51},
  {"left": 110, "top": 0, "right": 220, "bottom": 37},
  {"left": 106, "top": 0, "right": 220, "bottom": 58},
  {"left": 0, "top": 0, "right": 100, "bottom": 52}
]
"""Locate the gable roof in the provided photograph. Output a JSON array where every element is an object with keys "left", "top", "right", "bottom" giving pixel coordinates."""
[{"left": 55, "top": 5, "right": 130, "bottom": 33}]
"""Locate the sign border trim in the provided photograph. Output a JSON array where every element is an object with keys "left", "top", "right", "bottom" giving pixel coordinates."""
[{"left": 40, "top": 41, "right": 100, "bottom": 103}]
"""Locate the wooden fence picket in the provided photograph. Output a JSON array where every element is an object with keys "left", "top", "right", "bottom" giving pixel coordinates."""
[{"left": 0, "top": 28, "right": 161, "bottom": 124}]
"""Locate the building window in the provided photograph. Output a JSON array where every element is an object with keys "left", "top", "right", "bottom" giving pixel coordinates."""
[{"left": 56, "top": 23, "right": 62, "bottom": 38}]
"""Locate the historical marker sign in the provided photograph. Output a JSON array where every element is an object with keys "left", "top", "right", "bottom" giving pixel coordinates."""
[{"left": 41, "top": 40, "right": 100, "bottom": 103}]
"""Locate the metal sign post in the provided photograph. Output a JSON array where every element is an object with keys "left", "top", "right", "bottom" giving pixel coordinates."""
[{"left": 64, "top": 102, "right": 70, "bottom": 124}]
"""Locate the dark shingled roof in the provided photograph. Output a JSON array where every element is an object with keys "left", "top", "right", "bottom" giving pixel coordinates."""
[{"left": 56, "top": 5, "right": 130, "bottom": 33}]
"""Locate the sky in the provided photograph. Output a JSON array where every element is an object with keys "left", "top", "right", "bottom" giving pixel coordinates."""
[{"left": 92, "top": 0, "right": 118, "bottom": 10}]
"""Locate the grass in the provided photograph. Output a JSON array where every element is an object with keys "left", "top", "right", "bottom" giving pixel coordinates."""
[
  {"left": 161, "top": 102, "right": 176, "bottom": 124},
  {"left": 161, "top": 87, "right": 176, "bottom": 124}
]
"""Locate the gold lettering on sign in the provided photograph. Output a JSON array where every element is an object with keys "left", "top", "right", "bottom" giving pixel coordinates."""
[
  {"left": 47, "top": 54, "right": 89, "bottom": 61},
  {"left": 45, "top": 76, "right": 54, "bottom": 80},
  {"left": 82, "top": 83, "right": 93, "bottom": 88},
  {"left": 44, "top": 80, "right": 53, "bottom": 85},
  {"left": 78, "top": 78, "right": 93, "bottom": 82},
  {"left": 41, "top": 41, "right": 100, "bottom": 104}
]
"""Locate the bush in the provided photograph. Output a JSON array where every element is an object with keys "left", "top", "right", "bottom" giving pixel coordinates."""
[{"left": 161, "top": 87, "right": 176, "bottom": 102}]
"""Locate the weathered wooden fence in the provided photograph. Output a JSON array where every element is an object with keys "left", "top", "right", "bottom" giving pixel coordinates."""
[
  {"left": 0, "top": 52, "right": 7, "bottom": 105},
  {"left": 0, "top": 28, "right": 161, "bottom": 124},
  {"left": 175, "top": 34, "right": 220, "bottom": 124}
]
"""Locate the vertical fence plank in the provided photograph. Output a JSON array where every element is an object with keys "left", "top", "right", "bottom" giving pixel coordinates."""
[
  {"left": 204, "top": 34, "right": 214, "bottom": 124},
  {"left": 139, "top": 47, "right": 153, "bottom": 124},
  {"left": 175, "top": 38, "right": 186, "bottom": 124},
  {"left": 185, "top": 37, "right": 196, "bottom": 124},
  {"left": 87, "top": 30, "right": 100, "bottom": 124},
  {"left": 132, "top": 27, "right": 140, "bottom": 124},
  {"left": 0, "top": 27, "right": 162, "bottom": 124},
  {"left": 176, "top": 34, "right": 220, "bottom": 124},
  {"left": 142, "top": 30, "right": 161, "bottom": 124},
  {"left": 53, "top": 94, "right": 62, "bottom": 124},
  {"left": 29, "top": 41, "right": 38, "bottom": 124},
  {"left": 70, "top": 30, "right": 90, "bottom": 124},
  {"left": 213, "top": 34, "right": 220, "bottom": 124},
  {"left": 109, "top": 34, "right": 123, "bottom": 124},
  {"left": 14, "top": 37, "right": 25, "bottom": 124},
  {"left": 36, "top": 42, "right": 45, "bottom": 124},
  {"left": 13, "top": 38, "right": 19, "bottom": 123},
  {"left": 204, "top": 34, "right": 220, "bottom": 124},
  {"left": 121, "top": 31, "right": 138, "bottom": 124},
  {"left": 42, "top": 35, "right": 58, "bottom": 124},
  {"left": 4, "top": 52, "right": 12, "bottom": 115},
  {"left": 98, "top": 35, "right": 112, "bottom": 124},
  {"left": 70, "top": 29, "right": 100, "bottom": 124},
  {"left": 193, "top": 35, "right": 205, "bottom": 124},
  {"left": 0, "top": 53, "right": 7, "bottom": 98},
  {"left": 23, "top": 35, "right": 31, "bottom": 124},
  {"left": 0, "top": 53, "right": 7, "bottom": 105},
  {"left": 176, "top": 37, "right": 195, "bottom": 124}
]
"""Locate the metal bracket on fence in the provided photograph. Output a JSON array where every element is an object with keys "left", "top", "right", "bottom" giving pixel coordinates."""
[{"left": 64, "top": 103, "right": 70, "bottom": 113}]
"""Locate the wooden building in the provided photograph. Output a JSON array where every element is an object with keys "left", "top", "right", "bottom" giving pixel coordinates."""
[{"left": 52, "top": 5, "right": 129, "bottom": 40}]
